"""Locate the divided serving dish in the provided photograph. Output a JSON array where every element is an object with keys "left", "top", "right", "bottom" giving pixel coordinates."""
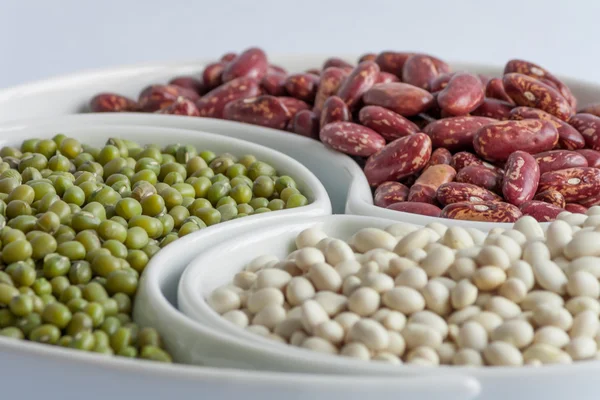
[{"left": 1, "top": 55, "right": 600, "bottom": 399}]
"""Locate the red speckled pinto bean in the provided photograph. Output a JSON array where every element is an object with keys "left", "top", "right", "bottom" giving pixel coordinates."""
[
  {"left": 485, "top": 78, "right": 515, "bottom": 104},
  {"left": 155, "top": 98, "right": 200, "bottom": 116},
  {"left": 374, "top": 182, "right": 410, "bottom": 208},
  {"left": 437, "top": 73, "right": 485, "bottom": 116},
  {"left": 336, "top": 61, "right": 380, "bottom": 109},
  {"left": 427, "top": 148, "right": 452, "bottom": 167},
  {"left": 519, "top": 201, "right": 564, "bottom": 222},
  {"left": 90, "top": 93, "right": 138, "bottom": 112},
  {"left": 471, "top": 99, "right": 514, "bottom": 120},
  {"left": 169, "top": 76, "right": 205, "bottom": 95},
  {"left": 362, "top": 83, "right": 435, "bottom": 116},
  {"left": 455, "top": 165, "right": 503, "bottom": 193},
  {"left": 576, "top": 149, "right": 600, "bottom": 168},
  {"left": 278, "top": 97, "right": 309, "bottom": 117},
  {"left": 566, "top": 203, "right": 588, "bottom": 213},
  {"left": 502, "top": 151, "right": 540, "bottom": 206},
  {"left": 441, "top": 201, "right": 522, "bottom": 222},
  {"left": 437, "top": 182, "right": 502, "bottom": 206},
  {"left": 510, "top": 107, "right": 585, "bottom": 150},
  {"left": 473, "top": 119, "right": 558, "bottom": 162},
  {"left": 538, "top": 167, "right": 600, "bottom": 204},
  {"left": 320, "top": 96, "right": 350, "bottom": 127},
  {"left": 319, "top": 122, "right": 385, "bottom": 157},
  {"left": 376, "top": 72, "right": 400, "bottom": 84},
  {"left": 429, "top": 73, "right": 456, "bottom": 92},
  {"left": 138, "top": 85, "right": 199, "bottom": 112},
  {"left": 202, "top": 62, "right": 226, "bottom": 91},
  {"left": 261, "top": 72, "right": 287, "bottom": 96},
  {"left": 386, "top": 202, "right": 442, "bottom": 217},
  {"left": 195, "top": 77, "right": 260, "bottom": 119},
  {"left": 503, "top": 73, "right": 573, "bottom": 121},
  {"left": 424, "top": 116, "right": 496, "bottom": 152},
  {"left": 450, "top": 152, "right": 485, "bottom": 171},
  {"left": 290, "top": 110, "right": 320, "bottom": 139},
  {"left": 221, "top": 47, "right": 268, "bottom": 82},
  {"left": 534, "top": 150, "right": 588, "bottom": 174},
  {"left": 402, "top": 54, "right": 450, "bottom": 90},
  {"left": 374, "top": 51, "right": 415, "bottom": 77},
  {"left": 534, "top": 189, "right": 566, "bottom": 208},
  {"left": 358, "top": 106, "right": 419, "bottom": 141},
  {"left": 504, "top": 59, "right": 577, "bottom": 110},
  {"left": 569, "top": 113, "right": 600, "bottom": 151},
  {"left": 313, "top": 67, "right": 348, "bottom": 115},
  {"left": 364, "top": 133, "right": 432, "bottom": 186},
  {"left": 408, "top": 164, "right": 457, "bottom": 204},
  {"left": 284, "top": 74, "right": 320, "bottom": 103},
  {"left": 222, "top": 95, "right": 291, "bottom": 129}
]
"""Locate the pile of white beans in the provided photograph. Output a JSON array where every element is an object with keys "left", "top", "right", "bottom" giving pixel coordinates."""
[{"left": 207, "top": 207, "right": 600, "bottom": 367}]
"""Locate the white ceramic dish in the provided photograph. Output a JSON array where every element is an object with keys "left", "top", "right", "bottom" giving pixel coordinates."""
[
  {"left": 0, "top": 56, "right": 597, "bottom": 400},
  {"left": 1, "top": 56, "right": 595, "bottom": 229},
  {"left": 176, "top": 214, "right": 600, "bottom": 399}
]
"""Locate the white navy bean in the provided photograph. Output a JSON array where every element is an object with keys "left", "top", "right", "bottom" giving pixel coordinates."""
[
  {"left": 395, "top": 267, "right": 428, "bottom": 290},
  {"left": 323, "top": 239, "right": 355, "bottom": 266},
  {"left": 350, "top": 228, "right": 397, "bottom": 253},
  {"left": 513, "top": 216, "right": 544, "bottom": 241},
  {"left": 295, "top": 227, "right": 328, "bottom": 249}
]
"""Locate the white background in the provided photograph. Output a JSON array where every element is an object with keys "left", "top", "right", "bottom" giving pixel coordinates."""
[{"left": 1, "top": 0, "right": 599, "bottom": 89}]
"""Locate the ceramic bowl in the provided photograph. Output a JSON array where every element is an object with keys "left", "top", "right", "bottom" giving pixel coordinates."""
[
  {"left": 174, "top": 214, "right": 600, "bottom": 399},
  {"left": 176, "top": 214, "right": 509, "bottom": 374}
]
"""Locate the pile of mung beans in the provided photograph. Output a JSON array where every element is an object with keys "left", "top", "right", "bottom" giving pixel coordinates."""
[
  {"left": 89, "top": 47, "right": 600, "bottom": 223},
  {"left": 0, "top": 133, "right": 308, "bottom": 361},
  {"left": 208, "top": 209, "right": 600, "bottom": 367}
]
